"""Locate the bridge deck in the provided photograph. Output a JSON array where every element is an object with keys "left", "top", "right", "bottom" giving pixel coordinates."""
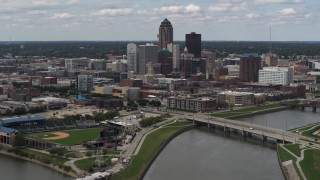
[{"left": 187, "top": 115, "right": 309, "bottom": 143}]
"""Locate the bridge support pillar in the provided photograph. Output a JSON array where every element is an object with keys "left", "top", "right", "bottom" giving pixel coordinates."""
[
  {"left": 262, "top": 135, "right": 267, "bottom": 142},
  {"left": 247, "top": 132, "right": 252, "bottom": 137},
  {"left": 242, "top": 131, "right": 247, "bottom": 136},
  {"left": 301, "top": 106, "right": 305, "bottom": 111},
  {"left": 312, "top": 106, "right": 316, "bottom": 112}
]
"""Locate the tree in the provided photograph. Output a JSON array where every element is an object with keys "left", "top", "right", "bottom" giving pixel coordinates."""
[
  {"left": 127, "top": 100, "right": 138, "bottom": 107},
  {"left": 137, "top": 99, "right": 148, "bottom": 107},
  {"left": 14, "top": 107, "right": 27, "bottom": 115},
  {"left": 13, "top": 133, "right": 26, "bottom": 147},
  {"left": 217, "top": 102, "right": 229, "bottom": 109},
  {"left": 149, "top": 100, "right": 161, "bottom": 107},
  {"left": 5, "top": 109, "right": 12, "bottom": 116}
]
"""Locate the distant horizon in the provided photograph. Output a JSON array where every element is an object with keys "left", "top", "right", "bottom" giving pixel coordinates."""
[
  {"left": 1, "top": 40, "right": 320, "bottom": 43},
  {"left": 1, "top": 0, "right": 320, "bottom": 41}
]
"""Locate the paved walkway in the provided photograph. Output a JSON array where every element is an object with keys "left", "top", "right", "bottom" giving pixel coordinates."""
[
  {"left": 109, "top": 117, "right": 178, "bottom": 173},
  {"left": 280, "top": 145, "right": 307, "bottom": 180}
]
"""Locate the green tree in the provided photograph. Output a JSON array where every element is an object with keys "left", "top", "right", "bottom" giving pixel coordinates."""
[
  {"left": 5, "top": 109, "right": 12, "bottom": 116},
  {"left": 13, "top": 133, "right": 26, "bottom": 147},
  {"left": 127, "top": 100, "right": 138, "bottom": 107},
  {"left": 149, "top": 100, "right": 161, "bottom": 107},
  {"left": 137, "top": 99, "right": 148, "bottom": 107},
  {"left": 14, "top": 107, "right": 27, "bottom": 115}
]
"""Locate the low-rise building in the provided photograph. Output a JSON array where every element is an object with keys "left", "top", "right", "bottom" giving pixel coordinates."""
[
  {"left": 259, "top": 67, "right": 293, "bottom": 85},
  {"left": 167, "top": 96, "right": 216, "bottom": 112},
  {"left": 218, "top": 91, "right": 254, "bottom": 106}
]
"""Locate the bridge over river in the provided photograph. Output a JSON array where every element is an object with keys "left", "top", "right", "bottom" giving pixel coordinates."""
[{"left": 186, "top": 115, "right": 320, "bottom": 147}]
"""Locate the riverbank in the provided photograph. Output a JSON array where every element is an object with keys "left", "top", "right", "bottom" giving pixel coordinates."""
[
  {"left": 110, "top": 121, "right": 193, "bottom": 180},
  {"left": 211, "top": 103, "right": 288, "bottom": 119},
  {"left": 0, "top": 148, "right": 76, "bottom": 178}
]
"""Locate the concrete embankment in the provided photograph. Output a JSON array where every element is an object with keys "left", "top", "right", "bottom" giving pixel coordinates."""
[
  {"left": 276, "top": 144, "right": 290, "bottom": 180},
  {"left": 229, "top": 106, "right": 289, "bottom": 120},
  {"left": 0, "top": 150, "right": 77, "bottom": 178},
  {"left": 138, "top": 125, "right": 194, "bottom": 180}
]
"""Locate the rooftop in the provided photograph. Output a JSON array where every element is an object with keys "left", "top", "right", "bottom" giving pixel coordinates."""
[{"left": 1, "top": 116, "right": 47, "bottom": 125}]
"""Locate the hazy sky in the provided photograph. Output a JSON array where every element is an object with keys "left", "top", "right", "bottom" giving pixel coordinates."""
[{"left": 0, "top": 0, "right": 319, "bottom": 41}]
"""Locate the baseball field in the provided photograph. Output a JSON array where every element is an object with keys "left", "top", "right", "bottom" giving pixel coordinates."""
[{"left": 29, "top": 128, "right": 103, "bottom": 146}]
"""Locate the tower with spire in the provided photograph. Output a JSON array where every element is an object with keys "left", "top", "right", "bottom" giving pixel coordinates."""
[{"left": 158, "top": 18, "right": 173, "bottom": 50}]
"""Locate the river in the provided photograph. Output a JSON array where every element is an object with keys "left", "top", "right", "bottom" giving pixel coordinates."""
[
  {"left": 0, "top": 109, "right": 318, "bottom": 180},
  {"left": 0, "top": 154, "right": 71, "bottom": 180},
  {"left": 144, "top": 109, "right": 319, "bottom": 180}
]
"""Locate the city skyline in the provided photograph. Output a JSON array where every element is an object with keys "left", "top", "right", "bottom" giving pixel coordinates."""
[{"left": 0, "top": 0, "right": 320, "bottom": 41}]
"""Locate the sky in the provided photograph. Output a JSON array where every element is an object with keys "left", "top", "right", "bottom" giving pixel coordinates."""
[{"left": 0, "top": 0, "right": 320, "bottom": 41}]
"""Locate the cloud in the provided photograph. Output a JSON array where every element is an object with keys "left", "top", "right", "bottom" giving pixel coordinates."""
[
  {"left": 185, "top": 4, "right": 201, "bottom": 13},
  {"left": 27, "top": 10, "right": 47, "bottom": 15},
  {"left": 245, "top": 13, "right": 260, "bottom": 19},
  {"left": 254, "top": 0, "right": 303, "bottom": 5},
  {"left": 208, "top": 2, "right": 247, "bottom": 12},
  {"left": 92, "top": 8, "right": 133, "bottom": 16},
  {"left": 155, "top": 4, "right": 201, "bottom": 14},
  {"left": 67, "top": 0, "right": 79, "bottom": 5},
  {"left": 50, "top": 13, "right": 74, "bottom": 19},
  {"left": 158, "top": 6, "right": 184, "bottom": 13},
  {"left": 32, "top": 0, "right": 60, "bottom": 7},
  {"left": 208, "top": 3, "right": 231, "bottom": 12},
  {"left": 279, "top": 8, "right": 297, "bottom": 15}
]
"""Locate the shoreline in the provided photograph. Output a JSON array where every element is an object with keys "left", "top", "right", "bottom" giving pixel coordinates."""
[
  {"left": 0, "top": 149, "right": 77, "bottom": 178},
  {"left": 228, "top": 106, "right": 289, "bottom": 119},
  {"left": 138, "top": 125, "right": 194, "bottom": 180}
]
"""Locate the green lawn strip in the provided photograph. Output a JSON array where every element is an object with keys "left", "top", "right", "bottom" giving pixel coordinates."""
[
  {"left": 278, "top": 146, "right": 303, "bottom": 180},
  {"left": 301, "top": 125, "right": 320, "bottom": 139},
  {"left": 111, "top": 121, "right": 191, "bottom": 180},
  {"left": 47, "top": 128, "right": 103, "bottom": 146},
  {"left": 289, "top": 124, "right": 316, "bottom": 132},
  {"left": 212, "top": 103, "right": 282, "bottom": 118},
  {"left": 22, "top": 148, "right": 68, "bottom": 166},
  {"left": 278, "top": 145, "right": 297, "bottom": 162},
  {"left": 284, "top": 144, "right": 301, "bottom": 157},
  {"left": 75, "top": 156, "right": 111, "bottom": 172},
  {"left": 300, "top": 149, "right": 320, "bottom": 180}
]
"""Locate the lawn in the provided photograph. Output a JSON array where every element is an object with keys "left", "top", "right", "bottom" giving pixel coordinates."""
[
  {"left": 278, "top": 145, "right": 296, "bottom": 162},
  {"left": 289, "top": 124, "right": 316, "bottom": 132},
  {"left": 301, "top": 125, "right": 320, "bottom": 139},
  {"left": 110, "top": 121, "right": 192, "bottom": 180},
  {"left": 30, "top": 133, "right": 58, "bottom": 139},
  {"left": 21, "top": 148, "right": 68, "bottom": 166},
  {"left": 31, "top": 128, "right": 103, "bottom": 146},
  {"left": 285, "top": 144, "right": 301, "bottom": 157},
  {"left": 278, "top": 145, "right": 304, "bottom": 180},
  {"left": 75, "top": 156, "right": 111, "bottom": 172},
  {"left": 300, "top": 149, "right": 320, "bottom": 180},
  {"left": 212, "top": 103, "right": 283, "bottom": 118}
]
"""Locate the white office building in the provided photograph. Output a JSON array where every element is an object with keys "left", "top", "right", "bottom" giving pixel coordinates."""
[
  {"left": 167, "top": 43, "right": 180, "bottom": 71},
  {"left": 127, "top": 43, "right": 138, "bottom": 73},
  {"left": 259, "top": 67, "right": 293, "bottom": 85}
]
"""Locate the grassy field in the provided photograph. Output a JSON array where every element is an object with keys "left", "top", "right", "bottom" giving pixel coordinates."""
[
  {"left": 278, "top": 145, "right": 296, "bottom": 162},
  {"left": 278, "top": 145, "right": 303, "bottom": 179},
  {"left": 301, "top": 125, "right": 320, "bottom": 139},
  {"left": 75, "top": 156, "right": 111, "bottom": 172},
  {"left": 289, "top": 124, "right": 317, "bottom": 132},
  {"left": 30, "top": 128, "right": 103, "bottom": 146},
  {"left": 300, "top": 149, "right": 320, "bottom": 180},
  {"left": 111, "top": 121, "right": 192, "bottom": 180},
  {"left": 211, "top": 103, "right": 283, "bottom": 118},
  {"left": 285, "top": 144, "right": 301, "bottom": 157}
]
